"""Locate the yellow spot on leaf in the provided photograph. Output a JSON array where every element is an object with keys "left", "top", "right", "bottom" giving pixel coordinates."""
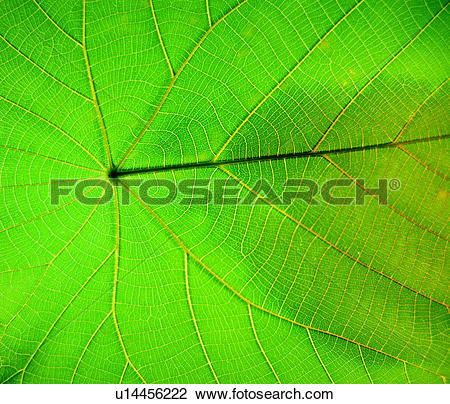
[
  {"left": 319, "top": 39, "right": 330, "bottom": 50},
  {"left": 437, "top": 189, "right": 448, "bottom": 200}
]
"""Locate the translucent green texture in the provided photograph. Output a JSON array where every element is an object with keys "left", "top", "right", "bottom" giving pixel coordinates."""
[{"left": 0, "top": 0, "right": 449, "bottom": 384}]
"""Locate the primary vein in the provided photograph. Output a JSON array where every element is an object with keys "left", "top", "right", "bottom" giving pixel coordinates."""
[{"left": 113, "top": 134, "right": 450, "bottom": 177}]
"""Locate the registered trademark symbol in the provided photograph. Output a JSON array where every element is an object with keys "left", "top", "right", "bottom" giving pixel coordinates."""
[{"left": 389, "top": 178, "right": 401, "bottom": 191}]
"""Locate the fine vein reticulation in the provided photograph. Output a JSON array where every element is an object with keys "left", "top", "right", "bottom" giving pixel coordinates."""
[{"left": 0, "top": 0, "right": 448, "bottom": 384}]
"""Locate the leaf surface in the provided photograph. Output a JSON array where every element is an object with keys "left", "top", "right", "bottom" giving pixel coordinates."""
[{"left": 0, "top": 0, "right": 449, "bottom": 383}]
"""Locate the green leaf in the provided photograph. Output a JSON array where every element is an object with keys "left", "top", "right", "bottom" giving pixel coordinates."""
[{"left": 0, "top": 0, "right": 449, "bottom": 384}]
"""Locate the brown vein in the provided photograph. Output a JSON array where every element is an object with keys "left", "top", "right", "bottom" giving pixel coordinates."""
[
  {"left": 312, "top": 4, "right": 448, "bottom": 152},
  {"left": 393, "top": 78, "right": 449, "bottom": 143},
  {"left": 396, "top": 145, "right": 449, "bottom": 180},
  {"left": 392, "top": 78, "right": 449, "bottom": 180},
  {"left": 212, "top": 0, "right": 365, "bottom": 162},
  {"left": 122, "top": 182, "right": 446, "bottom": 380},
  {"left": 219, "top": 165, "right": 448, "bottom": 308},
  {"left": 323, "top": 154, "right": 448, "bottom": 241},
  {"left": 114, "top": 134, "right": 449, "bottom": 178}
]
